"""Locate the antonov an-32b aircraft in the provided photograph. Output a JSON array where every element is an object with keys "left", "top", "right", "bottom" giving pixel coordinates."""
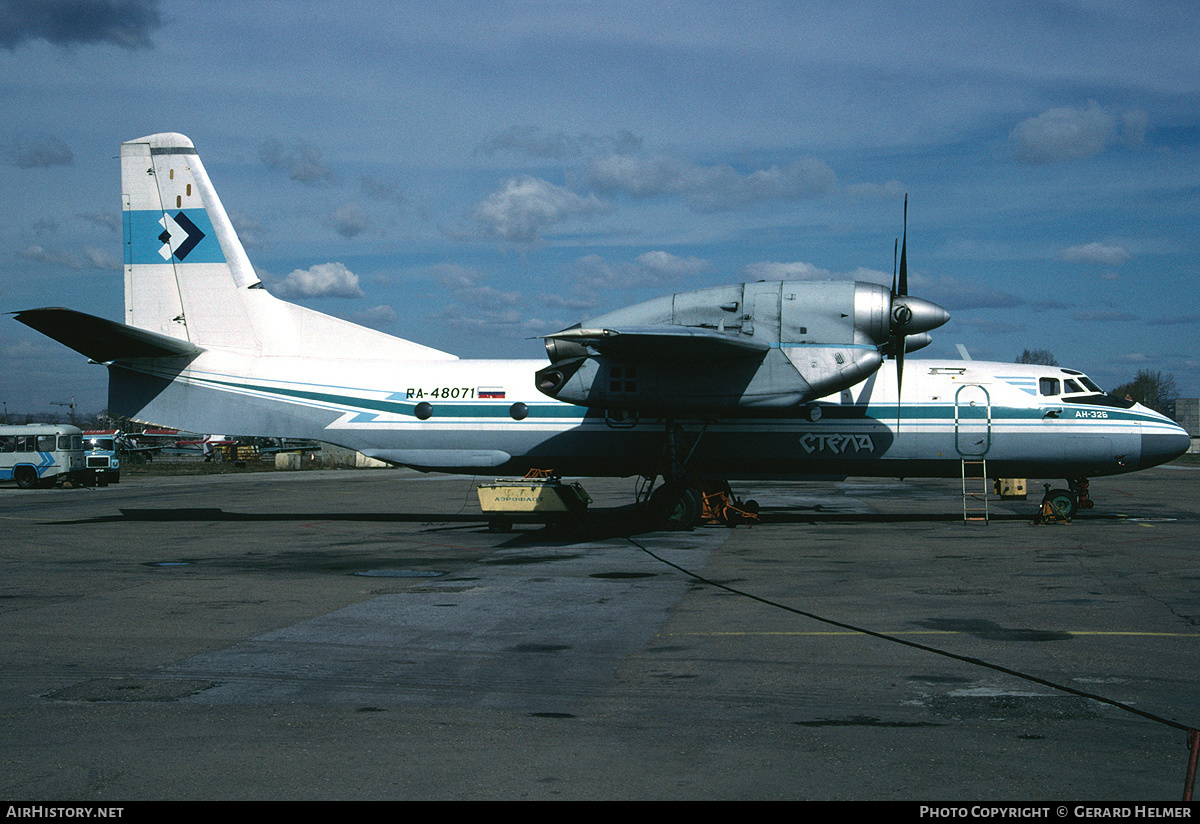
[{"left": 14, "top": 133, "right": 1190, "bottom": 525}]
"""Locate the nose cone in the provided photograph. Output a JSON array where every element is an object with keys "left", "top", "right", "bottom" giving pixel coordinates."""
[
  {"left": 1140, "top": 425, "right": 1192, "bottom": 469},
  {"left": 893, "top": 296, "right": 950, "bottom": 336}
]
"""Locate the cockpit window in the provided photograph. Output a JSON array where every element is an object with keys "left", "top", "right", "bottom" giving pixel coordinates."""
[
  {"left": 1040, "top": 378, "right": 1060, "bottom": 396},
  {"left": 1062, "top": 393, "right": 1136, "bottom": 409},
  {"left": 1080, "top": 376, "right": 1102, "bottom": 393},
  {"left": 1063, "top": 379, "right": 1083, "bottom": 394}
]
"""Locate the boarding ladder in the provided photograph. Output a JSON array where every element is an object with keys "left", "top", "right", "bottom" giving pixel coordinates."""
[{"left": 961, "top": 458, "right": 989, "bottom": 523}]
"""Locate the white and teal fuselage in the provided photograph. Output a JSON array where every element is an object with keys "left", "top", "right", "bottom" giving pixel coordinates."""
[{"left": 109, "top": 351, "right": 1188, "bottom": 481}]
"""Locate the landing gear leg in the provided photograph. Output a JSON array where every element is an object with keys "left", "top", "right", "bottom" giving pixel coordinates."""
[
  {"left": 643, "top": 420, "right": 704, "bottom": 530},
  {"left": 1068, "top": 478, "right": 1093, "bottom": 511}
]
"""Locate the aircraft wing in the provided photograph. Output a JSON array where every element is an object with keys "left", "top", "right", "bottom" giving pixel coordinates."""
[
  {"left": 545, "top": 325, "right": 770, "bottom": 362},
  {"left": 12, "top": 307, "right": 201, "bottom": 362}
]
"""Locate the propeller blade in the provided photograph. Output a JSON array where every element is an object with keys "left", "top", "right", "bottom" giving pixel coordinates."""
[
  {"left": 898, "top": 194, "right": 908, "bottom": 296},
  {"left": 895, "top": 195, "right": 909, "bottom": 432},
  {"left": 892, "top": 238, "right": 898, "bottom": 297}
]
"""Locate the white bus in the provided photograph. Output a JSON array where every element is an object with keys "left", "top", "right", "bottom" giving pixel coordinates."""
[{"left": 0, "top": 424, "right": 85, "bottom": 489}]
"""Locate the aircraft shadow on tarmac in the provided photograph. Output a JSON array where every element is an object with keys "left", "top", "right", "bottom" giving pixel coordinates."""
[{"left": 44, "top": 500, "right": 1085, "bottom": 539}]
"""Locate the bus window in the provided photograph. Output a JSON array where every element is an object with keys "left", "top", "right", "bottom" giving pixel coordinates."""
[
  {"left": 15, "top": 435, "right": 32, "bottom": 452},
  {"left": 37, "top": 435, "right": 56, "bottom": 452},
  {"left": 1040, "top": 378, "right": 1060, "bottom": 396}
]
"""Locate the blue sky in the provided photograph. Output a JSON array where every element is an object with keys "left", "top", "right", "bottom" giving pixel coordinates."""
[{"left": 2, "top": 0, "right": 1198, "bottom": 417}]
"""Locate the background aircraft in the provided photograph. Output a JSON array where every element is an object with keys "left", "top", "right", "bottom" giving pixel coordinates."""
[{"left": 13, "top": 133, "right": 1190, "bottom": 527}]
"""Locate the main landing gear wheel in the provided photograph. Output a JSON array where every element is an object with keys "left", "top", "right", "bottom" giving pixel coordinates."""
[
  {"left": 1043, "top": 488, "right": 1079, "bottom": 519},
  {"left": 647, "top": 482, "right": 702, "bottom": 530}
]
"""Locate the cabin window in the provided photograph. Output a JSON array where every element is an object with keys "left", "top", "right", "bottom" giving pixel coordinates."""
[{"left": 1040, "top": 378, "right": 1060, "bottom": 397}]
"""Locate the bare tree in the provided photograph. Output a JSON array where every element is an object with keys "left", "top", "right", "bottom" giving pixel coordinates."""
[
  {"left": 1016, "top": 349, "right": 1058, "bottom": 366},
  {"left": 1111, "top": 369, "right": 1179, "bottom": 415}
]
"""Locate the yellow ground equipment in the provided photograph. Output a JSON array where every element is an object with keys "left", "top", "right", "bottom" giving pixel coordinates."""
[{"left": 477, "top": 470, "right": 592, "bottom": 531}]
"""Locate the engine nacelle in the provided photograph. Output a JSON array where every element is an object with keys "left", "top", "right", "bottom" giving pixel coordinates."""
[{"left": 536, "top": 279, "right": 948, "bottom": 414}]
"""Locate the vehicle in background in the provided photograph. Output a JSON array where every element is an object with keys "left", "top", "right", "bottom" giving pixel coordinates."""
[
  {"left": 81, "top": 430, "right": 121, "bottom": 485},
  {"left": 0, "top": 424, "right": 85, "bottom": 489}
]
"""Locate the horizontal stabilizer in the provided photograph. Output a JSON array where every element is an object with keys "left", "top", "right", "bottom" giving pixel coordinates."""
[
  {"left": 13, "top": 307, "right": 201, "bottom": 362},
  {"left": 546, "top": 325, "right": 770, "bottom": 362}
]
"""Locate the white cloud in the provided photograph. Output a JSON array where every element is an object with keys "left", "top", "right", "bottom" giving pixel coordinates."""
[
  {"left": 569, "top": 251, "right": 709, "bottom": 292},
  {"left": 436, "top": 303, "right": 549, "bottom": 337},
  {"left": 740, "top": 261, "right": 890, "bottom": 284},
  {"left": 1009, "top": 101, "right": 1147, "bottom": 165},
  {"left": 1113, "top": 352, "right": 1152, "bottom": 364},
  {"left": 269, "top": 262, "right": 363, "bottom": 299},
  {"left": 351, "top": 304, "right": 398, "bottom": 329},
  {"left": 538, "top": 289, "right": 596, "bottom": 312},
  {"left": 460, "top": 284, "right": 520, "bottom": 310},
  {"left": 741, "top": 261, "right": 834, "bottom": 281},
  {"left": 1061, "top": 242, "right": 1131, "bottom": 266},
  {"left": 229, "top": 212, "right": 268, "bottom": 249},
  {"left": 845, "top": 180, "right": 906, "bottom": 200},
  {"left": 473, "top": 175, "right": 608, "bottom": 243},
  {"left": 429, "top": 263, "right": 488, "bottom": 290},
  {"left": 430, "top": 263, "right": 530, "bottom": 333},
  {"left": 588, "top": 154, "right": 836, "bottom": 211},
  {"left": 18, "top": 245, "right": 80, "bottom": 268},
  {"left": 635, "top": 251, "right": 710, "bottom": 278},
  {"left": 82, "top": 246, "right": 121, "bottom": 270},
  {"left": 478, "top": 126, "right": 642, "bottom": 159},
  {"left": 18, "top": 244, "right": 116, "bottom": 270}
]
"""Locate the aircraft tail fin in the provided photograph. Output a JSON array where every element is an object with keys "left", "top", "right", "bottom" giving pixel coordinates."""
[{"left": 121, "top": 133, "right": 454, "bottom": 360}]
